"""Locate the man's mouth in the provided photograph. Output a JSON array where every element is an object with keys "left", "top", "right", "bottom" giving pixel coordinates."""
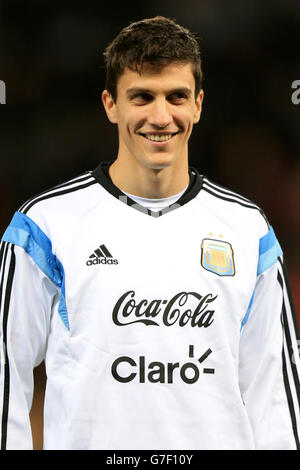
[{"left": 139, "top": 132, "right": 179, "bottom": 142}]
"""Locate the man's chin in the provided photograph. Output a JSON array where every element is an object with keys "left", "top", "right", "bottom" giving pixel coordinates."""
[{"left": 138, "top": 153, "right": 177, "bottom": 170}]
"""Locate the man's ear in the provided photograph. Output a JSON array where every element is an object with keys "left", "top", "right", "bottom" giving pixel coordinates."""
[
  {"left": 193, "top": 89, "right": 204, "bottom": 124},
  {"left": 102, "top": 90, "right": 118, "bottom": 124}
]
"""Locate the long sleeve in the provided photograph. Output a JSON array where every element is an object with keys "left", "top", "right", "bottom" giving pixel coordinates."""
[
  {"left": 239, "top": 228, "right": 300, "bottom": 449},
  {"left": 0, "top": 214, "right": 60, "bottom": 449}
]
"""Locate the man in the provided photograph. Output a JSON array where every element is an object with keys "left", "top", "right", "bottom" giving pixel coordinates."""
[{"left": 0, "top": 16, "right": 299, "bottom": 450}]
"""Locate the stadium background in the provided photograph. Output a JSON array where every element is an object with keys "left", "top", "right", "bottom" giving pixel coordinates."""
[{"left": 0, "top": 0, "right": 299, "bottom": 449}]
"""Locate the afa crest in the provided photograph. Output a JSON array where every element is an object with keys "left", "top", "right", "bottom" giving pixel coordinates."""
[{"left": 201, "top": 238, "right": 235, "bottom": 276}]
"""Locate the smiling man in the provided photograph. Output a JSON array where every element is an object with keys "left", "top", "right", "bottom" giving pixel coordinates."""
[
  {"left": 102, "top": 62, "right": 203, "bottom": 198},
  {"left": 0, "top": 16, "right": 299, "bottom": 450},
  {"left": 101, "top": 18, "right": 204, "bottom": 202}
]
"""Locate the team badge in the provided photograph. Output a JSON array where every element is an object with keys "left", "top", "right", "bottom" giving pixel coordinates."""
[{"left": 201, "top": 238, "right": 235, "bottom": 276}]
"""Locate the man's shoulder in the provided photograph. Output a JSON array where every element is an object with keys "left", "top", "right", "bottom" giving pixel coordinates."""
[
  {"left": 14, "top": 170, "right": 102, "bottom": 239},
  {"left": 202, "top": 176, "right": 268, "bottom": 217},
  {"left": 199, "top": 175, "right": 270, "bottom": 236},
  {"left": 19, "top": 171, "right": 97, "bottom": 216}
]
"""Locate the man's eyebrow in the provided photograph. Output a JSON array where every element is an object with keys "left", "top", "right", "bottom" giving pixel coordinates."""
[
  {"left": 126, "top": 87, "right": 152, "bottom": 97},
  {"left": 126, "top": 87, "right": 192, "bottom": 98},
  {"left": 168, "top": 87, "right": 192, "bottom": 97}
]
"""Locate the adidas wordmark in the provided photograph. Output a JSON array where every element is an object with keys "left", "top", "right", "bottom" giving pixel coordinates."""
[{"left": 86, "top": 243, "right": 119, "bottom": 266}]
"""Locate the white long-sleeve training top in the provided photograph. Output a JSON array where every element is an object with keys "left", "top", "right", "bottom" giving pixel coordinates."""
[{"left": 0, "top": 162, "right": 299, "bottom": 450}]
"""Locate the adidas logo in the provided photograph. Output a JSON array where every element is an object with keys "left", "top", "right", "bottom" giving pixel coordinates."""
[{"left": 86, "top": 244, "right": 119, "bottom": 266}]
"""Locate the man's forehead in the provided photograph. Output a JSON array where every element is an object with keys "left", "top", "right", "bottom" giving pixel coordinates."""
[{"left": 118, "top": 63, "right": 195, "bottom": 93}]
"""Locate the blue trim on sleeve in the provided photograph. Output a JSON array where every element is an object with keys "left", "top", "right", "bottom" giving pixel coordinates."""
[
  {"left": 1, "top": 211, "right": 70, "bottom": 330},
  {"left": 241, "top": 226, "right": 283, "bottom": 331},
  {"left": 257, "top": 226, "right": 282, "bottom": 276},
  {"left": 240, "top": 289, "right": 255, "bottom": 331}
]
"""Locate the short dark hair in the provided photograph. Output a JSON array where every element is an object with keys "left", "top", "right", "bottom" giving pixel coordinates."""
[{"left": 103, "top": 16, "right": 203, "bottom": 102}]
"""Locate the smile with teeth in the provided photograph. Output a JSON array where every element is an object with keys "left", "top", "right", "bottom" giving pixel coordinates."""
[{"left": 141, "top": 132, "right": 178, "bottom": 142}]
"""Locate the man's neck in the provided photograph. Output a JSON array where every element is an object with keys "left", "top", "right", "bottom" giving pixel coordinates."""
[{"left": 108, "top": 157, "right": 190, "bottom": 199}]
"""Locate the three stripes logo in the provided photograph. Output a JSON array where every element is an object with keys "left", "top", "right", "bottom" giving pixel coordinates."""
[{"left": 86, "top": 244, "right": 119, "bottom": 266}]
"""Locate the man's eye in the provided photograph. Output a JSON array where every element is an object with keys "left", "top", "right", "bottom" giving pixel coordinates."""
[
  {"left": 169, "top": 93, "right": 186, "bottom": 101},
  {"left": 133, "top": 93, "right": 152, "bottom": 102}
]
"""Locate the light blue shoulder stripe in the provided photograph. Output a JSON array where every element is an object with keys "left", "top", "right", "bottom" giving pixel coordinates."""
[
  {"left": 241, "top": 226, "right": 282, "bottom": 331},
  {"left": 1, "top": 211, "right": 69, "bottom": 330},
  {"left": 240, "top": 289, "right": 255, "bottom": 332},
  {"left": 257, "top": 226, "right": 282, "bottom": 275}
]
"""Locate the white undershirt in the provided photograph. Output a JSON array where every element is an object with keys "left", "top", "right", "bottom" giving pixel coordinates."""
[{"left": 123, "top": 185, "right": 188, "bottom": 212}]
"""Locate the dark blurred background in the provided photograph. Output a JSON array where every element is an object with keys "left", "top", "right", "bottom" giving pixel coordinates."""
[{"left": 0, "top": 0, "right": 299, "bottom": 449}]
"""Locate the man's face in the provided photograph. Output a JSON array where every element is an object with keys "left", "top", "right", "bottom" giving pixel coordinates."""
[{"left": 102, "top": 63, "right": 204, "bottom": 170}]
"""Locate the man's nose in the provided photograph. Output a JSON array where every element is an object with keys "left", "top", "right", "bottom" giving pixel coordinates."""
[{"left": 148, "top": 99, "right": 172, "bottom": 128}]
